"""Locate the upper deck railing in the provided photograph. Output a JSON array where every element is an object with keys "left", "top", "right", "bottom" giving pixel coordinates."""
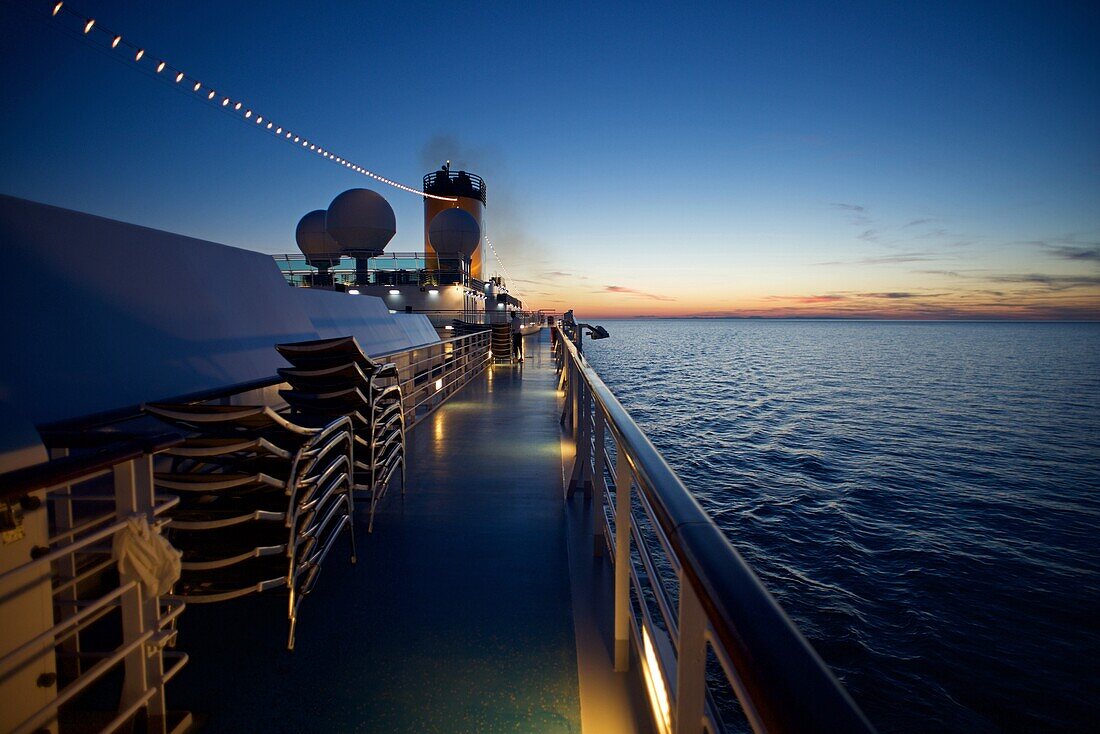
[
  {"left": 554, "top": 325, "right": 874, "bottom": 733},
  {"left": 422, "top": 170, "right": 487, "bottom": 203},
  {"left": 272, "top": 252, "right": 486, "bottom": 291}
]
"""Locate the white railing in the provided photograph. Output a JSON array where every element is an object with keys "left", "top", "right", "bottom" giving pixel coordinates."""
[
  {"left": 554, "top": 326, "right": 874, "bottom": 734},
  {"left": 0, "top": 436, "right": 190, "bottom": 734}
]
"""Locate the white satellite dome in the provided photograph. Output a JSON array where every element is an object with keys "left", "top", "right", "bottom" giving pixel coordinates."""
[
  {"left": 428, "top": 208, "right": 481, "bottom": 257},
  {"left": 325, "top": 188, "right": 396, "bottom": 257},
  {"left": 295, "top": 209, "right": 340, "bottom": 269}
]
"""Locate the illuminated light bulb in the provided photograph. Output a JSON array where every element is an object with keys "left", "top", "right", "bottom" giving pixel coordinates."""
[
  {"left": 52, "top": 2, "right": 63, "bottom": 16},
  {"left": 134, "top": 48, "right": 144, "bottom": 61},
  {"left": 309, "top": 144, "right": 316, "bottom": 150},
  {"left": 156, "top": 61, "right": 165, "bottom": 73},
  {"left": 222, "top": 97, "right": 229, "bottom": 106},
  {"left": 175, "top": 72, "right": 184, "bottom": 83},
  {"left": 347, "top": 289, "right": 360, "bottom": 295},
  {"left": 234, "top": 102, "right": 242, "bottom": 110},
  {"left": 256, "top": 116, "right": 262, "bottom": 123},
  {"left": 111, "top": 35, "right": 121, "bottom": 48},
  {"left": 294, "top": 136, "right": 300, "bottom": 142},
  {"left": 244, "top": 109, "right": 251, "bottom": 118},
  {"left": 266, "top": 122, "right": 272, "bottom": 129},
  {"left": 207, "top": 90, "right": 216, "bottom": 99},
  {"left": 83, "top": 18, "right": 94, "bottom": 33},
  {"left": 276, "top": 127, "right": 282, "bottom": 134},
  {"left": 192, "top": 81, "right": 201, "bottom": 92}
]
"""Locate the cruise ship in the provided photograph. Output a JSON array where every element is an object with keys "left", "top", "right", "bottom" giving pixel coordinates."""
[{"left": 0, "top": 164, "right": 873, "bottom": 732}]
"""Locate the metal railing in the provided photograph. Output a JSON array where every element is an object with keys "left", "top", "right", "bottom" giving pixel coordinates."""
[
  {"left": 0, "top": 435, "right": 189, "bottom": 734},
  {"left": 422, "top": 170, "right": 487, "bottom": 203},
  {"left": 554, "top": 326, "right": 874, "bottom": 734},
  {"left": 375, "top": 330, "right": 492, "bottom": 428},
  {"left": 271, "top": 252, "right": 485, "bottom": 291}
]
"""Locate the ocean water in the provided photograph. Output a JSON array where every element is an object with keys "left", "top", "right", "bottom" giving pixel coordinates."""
[{"left": 581, "top": 320, "right": 1100, "bottom": 732}]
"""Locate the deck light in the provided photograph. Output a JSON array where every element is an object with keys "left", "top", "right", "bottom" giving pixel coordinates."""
[
  {"left": 134, "top": 48, "right": 144, "bottom": 61},
  {"left": 444, "top": 325, "right": 454, "bottom": 330},
  {"left": 193, "top": 81, "right": 201, "bottom": 92},
  {"left": 234, "top": 102, "right": 242, "bottom": 110},
  {"left": 388, "top": 289, "right": 400, "bottom": 295},
  {"left": 266, "top": 122, "right": 272, "bottom": 129},
  {"left": 347, "top": 289, "right": 360, "bottom": 295},
  {"left": 388, "top": 309, "right": 396, "bottom": 314},
  {"left": 156, "top": 61, "right": 165, "bottom": 72},
  {"left": 428, "top": 289, "right": 438, "bottom": 295},
  {"left": 208, "top": 90, "right": 216, "bottom": 99},
  {"left": 642, "top": 627, "right": 672, "bottom": 734},
  {"left": 111, "top": 35, "right": 121, "bottom": 48},
  {"left": 244, "top": 109, "right": 251, "bottom": 118},
  {"left": 222, "top": 97, "right": 230, "bottom": 106},
  {"left": 83, "top": 18, "right": 94, "bottom": 33},
  {"left": 175, "top": 72, "right": 184, "bottom": 82}
]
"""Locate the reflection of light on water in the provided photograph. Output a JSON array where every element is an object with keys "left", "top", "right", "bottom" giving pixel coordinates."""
[
  {"left": 642, "top": 627, "right": 672, "bottom": 734},
  {"left": 433, "top": 416, "right": 444, "bottom": 442}
]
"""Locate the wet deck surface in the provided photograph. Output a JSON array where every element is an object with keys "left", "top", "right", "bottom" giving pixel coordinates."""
[{"left": 171, "top": 331, "right": 582, "bottom": 732}]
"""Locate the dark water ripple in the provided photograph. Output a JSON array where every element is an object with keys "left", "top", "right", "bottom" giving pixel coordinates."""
[{"left": 583, "top": 320, "right": 1100, "bottom": 732}]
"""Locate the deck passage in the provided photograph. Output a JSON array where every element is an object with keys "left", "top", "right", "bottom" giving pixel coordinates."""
[{"left": 171, "top": 332, "right": 581, "bottom": 732}]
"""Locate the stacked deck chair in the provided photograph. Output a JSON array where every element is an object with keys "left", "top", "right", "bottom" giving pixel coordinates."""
[
  {"left": 275, "top": 336, "right": 406, "bottom": 533},
  {"left": 491, "top": 323, "right": 514, "bottom": 364},
  {"left": 145, "top": 403, "right": 355, "bottom": 649}
]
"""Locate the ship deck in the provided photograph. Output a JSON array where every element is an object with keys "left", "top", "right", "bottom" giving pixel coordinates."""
[{"left": 170, "top": 330, "right": 648, "bottom": 733}]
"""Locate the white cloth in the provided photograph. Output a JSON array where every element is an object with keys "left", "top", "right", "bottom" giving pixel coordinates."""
[{"left": 112, "top": 515, "right": 182, "bottom": 597}]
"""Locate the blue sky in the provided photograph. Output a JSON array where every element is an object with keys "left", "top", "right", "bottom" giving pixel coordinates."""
[{"left": 1, "top": 0, "right": 1097, "bottom": 317}]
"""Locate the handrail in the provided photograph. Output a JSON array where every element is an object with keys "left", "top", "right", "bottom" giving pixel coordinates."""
[
  {"left": 556, "top": 327, "right": 873, "bottom": 733},
  {"left": 0, "top": 433, "right": 183, "bottom": 502}
]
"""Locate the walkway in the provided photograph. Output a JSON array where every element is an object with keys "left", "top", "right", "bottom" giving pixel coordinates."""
[{"left": 171, "top": 332, "right": 583, "bottom": 732}]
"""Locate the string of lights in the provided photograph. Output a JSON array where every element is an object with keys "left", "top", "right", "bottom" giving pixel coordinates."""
[
  {"left": 43, "top": 1, "right": 456, "bottom": 202},
  {"left": 482, "top": 233, "right": 524, "bottom": 302}
]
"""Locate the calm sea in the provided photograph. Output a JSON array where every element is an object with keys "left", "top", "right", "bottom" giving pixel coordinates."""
[{"left": 581, "top": 320, "right": 1100, "bottom": 732}]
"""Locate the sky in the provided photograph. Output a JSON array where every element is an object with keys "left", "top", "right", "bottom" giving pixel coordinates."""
[{"left": 1, "top": 0, "right": 1098, "bottom": 319}]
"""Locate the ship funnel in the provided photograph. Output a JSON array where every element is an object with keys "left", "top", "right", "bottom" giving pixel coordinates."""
[
  {"left": 325, "top": 188, "right": 396, "bottom": 285},
  {"left": 428, "top": 208, "right": 480, "bottom": 257}
]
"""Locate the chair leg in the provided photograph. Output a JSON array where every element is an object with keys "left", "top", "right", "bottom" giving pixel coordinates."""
[{"left": 347, "top": 494, "right": 358, "bottom": 564}]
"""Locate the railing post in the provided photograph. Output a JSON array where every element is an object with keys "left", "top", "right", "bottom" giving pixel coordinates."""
[
  {"left": 674, "top": 572, "right": 707, "bottom": 734},
  {"left": 567, "top": 361, "right": 593, "bottom": 498},
  {"left": 49, "top": 447, "right": 82, "bottom": 680},
  {"left": 614, "top": 441, "right": 631, "bottom": 672},
  {"left": 114, "top": 455, "right": 169, "bottom": 733},
  {"left": 592, "top": 406, "right": 607, "bottom": 555},
  {"left": 570, "top": 360, "right": 580, "bottom": 437}
]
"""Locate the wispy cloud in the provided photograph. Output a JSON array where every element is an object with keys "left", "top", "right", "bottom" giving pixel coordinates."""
[
  {"left": 989, "top": 273, "right": 1100, "bottom": 290},
  {"left": 904, "top": 218, "right": 937, "bottom": 228},
  {"left": 817, "top": 251, "right": 939, "bottom": 266},
  {"left": 1046, "top": 245, "right": 1100, "bottom": 262},
  {"left": 832, "top": 203, "right": 866, "bottom": 213},
  {"left": 604, "top": 285, "right": 676, "bottom": 301}
]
